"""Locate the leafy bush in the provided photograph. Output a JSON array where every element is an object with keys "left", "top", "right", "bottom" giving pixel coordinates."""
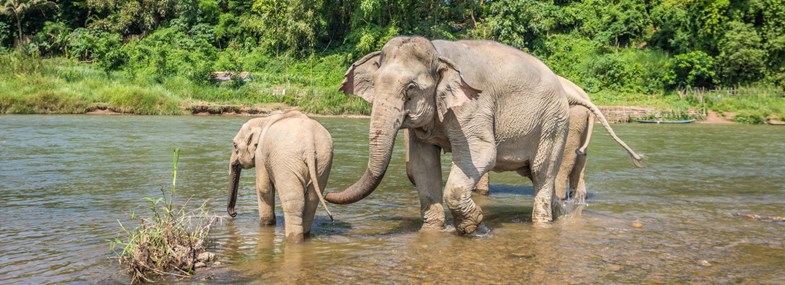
[
  {"left": 122, "top": 27, "right": 217, "bottom": 82},
  {"left": 663, "top": 51, "right": 715, "bottom": 89},
  {"left": 346, "top": 25, "right": 400, "bottom": 55},
  {"left": 717, "top": 21, "right": 767, "bottom": 85}
]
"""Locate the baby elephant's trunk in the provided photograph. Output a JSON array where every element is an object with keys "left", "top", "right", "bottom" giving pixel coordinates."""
[{"left": 227, "top": 163, "right": 241, "bottom": 217}]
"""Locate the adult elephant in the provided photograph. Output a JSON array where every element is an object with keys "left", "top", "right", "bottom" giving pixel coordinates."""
[
  {"left": 435, "top": 76, "right": 598, "bottom": 201},
  {"left": 325, "top": 36, "right": 642, "bottom": 234}
]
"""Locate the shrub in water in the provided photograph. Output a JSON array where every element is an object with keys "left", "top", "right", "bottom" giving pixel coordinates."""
[{"left": 110, "top": 149, "right": 217, "bottom": 283}]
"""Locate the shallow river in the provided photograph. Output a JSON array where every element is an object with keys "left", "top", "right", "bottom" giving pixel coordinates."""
[{"left": 1, "top": 115, "right": 784, "bottom": 284}]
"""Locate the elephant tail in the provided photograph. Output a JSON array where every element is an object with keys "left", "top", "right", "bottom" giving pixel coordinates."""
[
  {"left": 306, "top": 130, "right": 334, "bottom": 221},
  {"left": 567, "top": 95, "right": 644, "bottom": 167},
  {"left": 576, "top": 112, "right": 595, "bottom": 156}
]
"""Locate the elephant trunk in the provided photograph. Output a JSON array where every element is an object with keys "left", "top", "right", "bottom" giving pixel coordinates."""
[
  {"left": 227, "top": 163, "right": 241, "bottom": 217},
  {"left": 326, "top": 99, "right": 403, "bottom": 204}
]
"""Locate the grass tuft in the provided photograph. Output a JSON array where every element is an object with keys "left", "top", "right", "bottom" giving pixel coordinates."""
[{"left": 110, "top": 149, "right": 217, "bottom": 283}]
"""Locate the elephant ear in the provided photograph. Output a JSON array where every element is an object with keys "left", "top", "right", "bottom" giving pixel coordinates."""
[
  {"left": 246, "top": 126, "right": 261, "bottom": 153},
  {"left": 435, "top": 57, "right": 481, "bottom": 122},
  {"left": 339, "top": 51, "right": 381, "bottom": 103}
]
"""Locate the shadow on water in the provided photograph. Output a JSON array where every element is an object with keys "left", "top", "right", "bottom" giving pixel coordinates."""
[{"left": 485, "top": 183, "right": 534, "bottom": 195}]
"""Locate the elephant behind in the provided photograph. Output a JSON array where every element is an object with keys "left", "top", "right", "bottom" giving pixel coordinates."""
[
  {"left": 227, "top": 111, "right": 334, "bottom": 242},
  {"left": 467, "top": 76, "right": 595, "bottom": 201}
]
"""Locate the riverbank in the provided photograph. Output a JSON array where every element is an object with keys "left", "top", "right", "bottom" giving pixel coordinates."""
[
  {"left": 80, "top": 103, "right": 750, "bottom": 125},
  {"left": 2, "top": 55, "right": 783, "bottom": 123}
]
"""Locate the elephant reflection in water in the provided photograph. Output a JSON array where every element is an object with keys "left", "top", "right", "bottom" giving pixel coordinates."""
[
  {"left": 227, "top": 111, "right": 334, "bottom": 243},
  {"left": 406, "top": 76, "right": 599, "bottom": 204}
]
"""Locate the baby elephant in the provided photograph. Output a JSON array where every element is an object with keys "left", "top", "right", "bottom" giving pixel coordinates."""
[{"left": 227, "top": 111, "right": 333, "bottom": 242}]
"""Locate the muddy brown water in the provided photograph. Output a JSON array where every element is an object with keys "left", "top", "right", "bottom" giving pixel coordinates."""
[{"left": 1, "top": 115, "right": 784, "bottom": 284}]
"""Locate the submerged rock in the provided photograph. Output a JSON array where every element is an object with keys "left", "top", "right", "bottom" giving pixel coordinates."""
[{"left": 197, "top": 252, "right": 216, "bottom": 263}]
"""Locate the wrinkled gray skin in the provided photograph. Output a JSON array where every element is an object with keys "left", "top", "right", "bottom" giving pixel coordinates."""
[
  {"left": 406, "top": 77, "right": 638, "bottom": 203},
  {"left": 325, "top": 36, "right": 642, "bottom": 234},
  {"left": 461, "top": 77, "right": 596, "bottom": 201},
  {"left": 227, "top": 111, "right": 334, "bottom": 243}
]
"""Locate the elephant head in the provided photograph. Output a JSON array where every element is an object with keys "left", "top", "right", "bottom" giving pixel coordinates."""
[
  {"left": 227, "top": 118, "right": 264, "bottom": 217},
  {"left": 325, "top": 36, "right": 481, "bottom": 204}
]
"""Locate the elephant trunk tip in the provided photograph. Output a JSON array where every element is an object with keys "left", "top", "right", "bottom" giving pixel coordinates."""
[
  {"left": 324, "top": 192, "right": 349, "bottom": 205},
  {"left": 227, "top": 208, "right": 237, "bottom": 218}
]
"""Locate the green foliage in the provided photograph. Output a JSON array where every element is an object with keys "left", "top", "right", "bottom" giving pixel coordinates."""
[
  {"left": 346, "top": 25, "right": 400, "bottom": 55},
  {"left": 30, "top": 21, "right": 71, "bottom": 56},
  {"left": 102, "top": 85, "right": 181, "bottom": 115},
  {"left": 0, "top": 22, "right": 10, "bottom": 45},
  {"left": 581, "top": 52, "right": 643, "bottom": 93},
  {"left": 716, "top": 21, "right": 767, "bottom": 84},
  {"left": 732, "top": 111, "right": 768, "bottom": 124},
  {"left": 298, "top": 88, "right": 371, "bottom": 115},
  {"left": 122, "top": 26, "right": 216, "bottom": 82},
  {"left": 1, "top": 0, "right": 784, "bottom": 122},
  {"left": 1, "top": 0, "right": 58, "bottom": 45},
  {"left": 573, "top": 0, "right": 651, "bottom": 47},
  {"left": 87, "top": 0, "right": 178, "bottom": 34},
  {"left": 664, "top": 51, "right": 715, "bottom": 89},
  {"left": 485, "top": 0, "right": 555, "bottom": 54}
]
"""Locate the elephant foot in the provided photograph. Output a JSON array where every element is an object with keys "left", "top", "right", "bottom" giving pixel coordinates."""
[
  {"left": 551, "top": 199, "right": 567, "bottom": 220},
  {"left": 420, "top": 220, "right": 445, "bottom": 232},
  {"left": 421, "top": 204, "right": 446, "bottom": 231},
  {"left": 452, "top": 206, "right": 484, "bottom": 235},
  {"left": 574, "top": 189, "right": 588, "bottom": 206},
  {"left": 532, "top": 195, "right": 553, "bottom": 224},
  {"left": 259, "top": 217, "right": 276, "bottom": 226},
  {"left": 285, "top": 232, "right": 306, "bottom": 243},
  {"left": 468, "top": 223, "right": 493, "bottom": 238}
]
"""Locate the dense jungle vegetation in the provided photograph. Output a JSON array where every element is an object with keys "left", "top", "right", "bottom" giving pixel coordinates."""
[{"left": 1, "top": 0, "right": 784, "bottom": 122}]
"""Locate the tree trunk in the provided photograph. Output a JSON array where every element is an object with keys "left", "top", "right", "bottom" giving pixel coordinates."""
[{"left": 14, "top": 11, "right": 22, "bottom": 48}]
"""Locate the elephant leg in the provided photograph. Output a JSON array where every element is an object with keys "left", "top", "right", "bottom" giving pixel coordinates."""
[
  {"left": 556, "top": 122, "right": 580, "bottom": 200},
  {"left": 256, "top": 164, "right": 276, "bottom": 225},
  {"left": 408, "top": 135, "right": 445, "bottom": 230},
  {"left": 444, "top": 163, "right": 487, "bottom": 235},
  {"left": 474, "top": 173, "right": 490, "bottom": 196},
  {"left": 276, "top": 173, "right": 307, "bottom": 243},
  {"left": 554, "top": 166, "right": 570, "bottom": 200},
  {"left": 555, "top": 149, "right": 577, "bottom": 200},
  {"left": 302, "top": 182, "right": 319, "bottom": 235},
  {"left": 444, "top": 140, "right": 495, "bottom": 235},
  {"left": 571, "top": 153, "right": 588, "bottom": 204},
  {"left": 530, "top": 122, "right": 569, "bottom": 224}
]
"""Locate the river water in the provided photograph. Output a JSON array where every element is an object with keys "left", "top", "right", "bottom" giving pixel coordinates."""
[{"left": 1, "top": 115, "right": 784, "bottom": 284}]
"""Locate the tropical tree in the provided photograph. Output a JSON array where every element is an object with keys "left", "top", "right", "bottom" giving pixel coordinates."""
[{"left": 0, "top": 0, "right": 56, "bottom": 46}]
